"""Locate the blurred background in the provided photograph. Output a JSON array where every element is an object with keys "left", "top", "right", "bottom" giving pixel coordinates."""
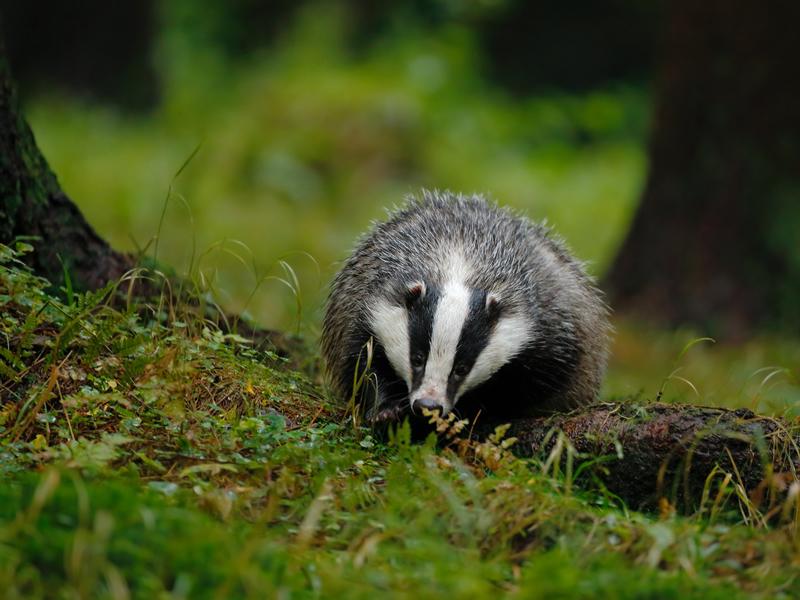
[{"left": 2, "top": 0, "right": 798, "bottom": 412}]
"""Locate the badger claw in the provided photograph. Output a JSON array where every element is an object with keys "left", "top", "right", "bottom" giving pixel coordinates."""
[{"left": 367, "top": 403, "right": 408, "bottom": 427}]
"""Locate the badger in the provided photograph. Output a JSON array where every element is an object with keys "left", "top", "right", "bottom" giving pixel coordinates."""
[{"left": 321, "top": 190, "right": 610, "bottom": 426}]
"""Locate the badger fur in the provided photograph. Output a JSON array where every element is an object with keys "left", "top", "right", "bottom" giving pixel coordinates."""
[{"left": 321, "top": 190, "right": 610, "bottom": 425}]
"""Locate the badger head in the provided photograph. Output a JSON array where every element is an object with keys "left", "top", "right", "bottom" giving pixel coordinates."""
[{"left": 369, "top": 277, "right": 533, "bottom": 415}]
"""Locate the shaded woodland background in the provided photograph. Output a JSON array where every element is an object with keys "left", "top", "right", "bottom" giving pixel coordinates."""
[{"left": 2, "top": 0, "right": 799, "bottom": 409}]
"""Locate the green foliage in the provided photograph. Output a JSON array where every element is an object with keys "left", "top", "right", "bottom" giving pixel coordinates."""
[
  {"left": 27, "top": 4, "right": 647, "bottom": 332},
  {"left": 2, "top": 245, "right": 800, "bottom": 598}
]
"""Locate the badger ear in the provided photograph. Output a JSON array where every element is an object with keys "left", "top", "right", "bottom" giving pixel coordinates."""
[
  {"left": 404, "top": 280, "right": 426, "bottom": 307},
  {"left": 486, "top": 292, "right": 501, "bottom": 321}
]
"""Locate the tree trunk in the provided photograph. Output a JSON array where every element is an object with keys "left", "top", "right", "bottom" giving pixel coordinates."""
[
  {"left": 0, "top": 45, "right": 134, "bottom": 291},
  {"left": 472, "top": 402, "right": 800, "bottom": 512},
  {"left": 605, "top": 0, "right": 800, "bottom": 337}
]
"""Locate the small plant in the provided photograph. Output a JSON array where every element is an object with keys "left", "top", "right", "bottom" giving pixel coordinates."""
[{"left": 655, "top": 337, "right": 715, "bottom": 402}]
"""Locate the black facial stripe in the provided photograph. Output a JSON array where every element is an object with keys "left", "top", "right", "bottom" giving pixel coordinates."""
[
  {"left": 407, "top": 285, "right": 439, "bottom": 391},
  {"left": 447, "top": 289, "right": 493, "bottom": 399}
]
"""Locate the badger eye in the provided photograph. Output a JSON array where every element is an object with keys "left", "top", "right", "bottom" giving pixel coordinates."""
[
  {"left": 411, "top": 352, "right": 426, "bottom": 368},
  {"left": 452, "top": 363, "right": 470, "bottom": 379}
]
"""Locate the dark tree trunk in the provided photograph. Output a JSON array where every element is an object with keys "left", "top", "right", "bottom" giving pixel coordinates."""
[
  {"left": 473, "top": 402, "right": 799, "bottom": 512},
  {"left": 0, "top": 46, "right": 135, "bottom": 291},
  {"left": 605, "top": 0, "right": 800, "bottom": 337}
]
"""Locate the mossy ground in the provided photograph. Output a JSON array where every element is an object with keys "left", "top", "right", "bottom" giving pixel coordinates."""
[{"left": 2, "top": 243, "right": 800, "bottom": 599}]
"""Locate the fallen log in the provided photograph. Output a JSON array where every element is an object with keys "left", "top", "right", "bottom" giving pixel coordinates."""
[{"left": 472, "top": 402, "right": 800, "bottom": 513}]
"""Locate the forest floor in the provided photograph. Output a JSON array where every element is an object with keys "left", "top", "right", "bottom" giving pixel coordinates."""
[{"left": 2, "top": 241, "right": 800, "bottom": 599}]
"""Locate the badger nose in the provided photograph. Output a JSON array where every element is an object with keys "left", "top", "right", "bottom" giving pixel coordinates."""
[{"left": 412, "top": 397, "right": 442, "bottom": 414}]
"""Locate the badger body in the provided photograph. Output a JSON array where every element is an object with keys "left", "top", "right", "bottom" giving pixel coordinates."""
[{"left": 322, "top": 191, "right": 610, "bottom": 424}]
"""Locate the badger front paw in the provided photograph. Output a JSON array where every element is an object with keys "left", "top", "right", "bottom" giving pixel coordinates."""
[{"left": 366, "top": 403, "right": 408, "bottom": 427}]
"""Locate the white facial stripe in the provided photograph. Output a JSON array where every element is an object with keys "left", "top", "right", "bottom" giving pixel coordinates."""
[
  {"left": 459, "top": 312, "right": 532, "bottom": 397},
  {"left": 411, "top": 280, "right": 471, "bottom": 409},
  {"left": 369, "top": 299, "right": 412, "bottom": 388},
  {"left": 445, "top": 250, "right": 471, "bottom": 284}
]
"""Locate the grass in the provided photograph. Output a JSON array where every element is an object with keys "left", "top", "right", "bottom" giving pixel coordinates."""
[
  {"left": 8, "top": 6, "right": 800, "bottom": 596},
  {"left": 2, "top": 242, "right": 800, "bottom": 598},
  {"left": 607, "top": 322, "right": 800, "bottom": 416}
]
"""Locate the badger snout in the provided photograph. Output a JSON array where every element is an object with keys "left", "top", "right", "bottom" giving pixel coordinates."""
[{"left": 411, "top": 396, "right": 449, "bottom": 415}]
